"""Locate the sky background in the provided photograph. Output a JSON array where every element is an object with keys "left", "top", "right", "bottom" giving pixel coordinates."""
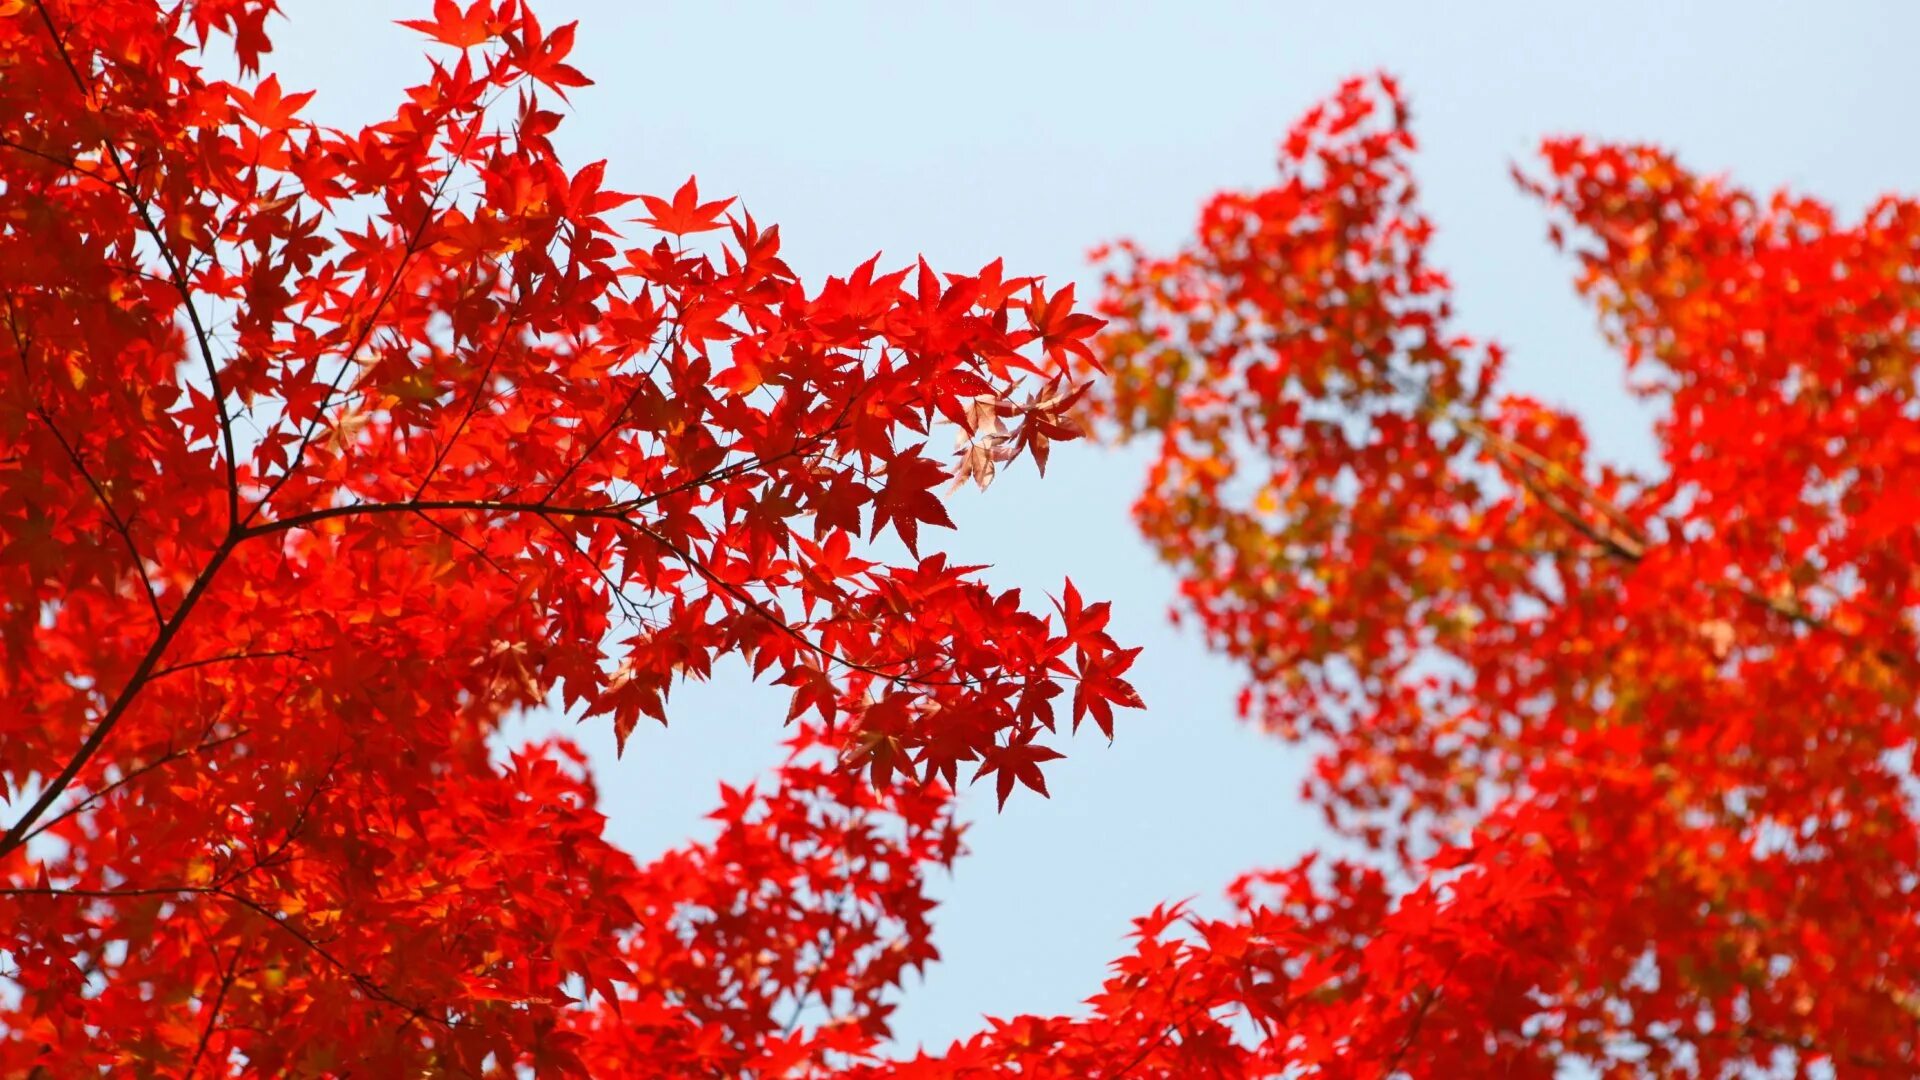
[{"left": 270, "top": 0, "right": 1920, "bottom": 1054}]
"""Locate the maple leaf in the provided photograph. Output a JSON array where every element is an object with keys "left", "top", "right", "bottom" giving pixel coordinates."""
[
  {"left": 1013, "top": 379, "right": 1090, "bottom": 477},
  {"left": 232, "top": 74, "right": 315, "bottom": 130},
  {"left": 812, "top": 472, "right": 873, "bottom": 538},
  {"left": 1071, "top": 644, "right": 1142, "bottom": 740},
  {"left": 397, "top": 0, "right": 498, "bottom": 49},
  {"left": 777, "top": 664, "right": 838, "bottom": 727},
  {"left": 948, "top": 393, "right": 1017, "bottom": 491},
  {"left": 505, "top": 8, "right": 593, "bottom": 96},
  {"left": 1052, "top": 578, "right": 1110, "bottom": 648},
  {"left": 636, "top": 176, "right": 736, "bottom": 236},
  {"left": 948, "top": 438, "right": 1000, "bottom": 492},
  {"left": 869, "top": 446, "right": 955, "bottom": 557},
  {"left": 973, "top": 738, "right": 1064, "bottom": 809},
  {"left": 1025, "top": 282, "right": 1105, "bottom": 370},
  {"left": 589, "top": 659, "right": 670, "bottom": 756}
]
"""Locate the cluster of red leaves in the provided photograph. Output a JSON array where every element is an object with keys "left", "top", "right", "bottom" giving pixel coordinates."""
[
  {"left": 0, "top": 0, "right": 1139, "bottom": 1073},
  {"left": 566, "top": 724, "right": 962, "bottom": 1076},
  {"left": 1071, "top": 73, "right": 1920, "bottom": 1075}
]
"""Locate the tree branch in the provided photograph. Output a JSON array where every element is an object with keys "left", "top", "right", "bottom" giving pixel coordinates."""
[
  {"left": 1, "top": 881, "right": 446, "bottom": 1030},
  {"left": 33, "top": 0, "right": 242, "bottom": 527},
  {"left": 244, "top": 91, "right": 502, "bottom": 528},
  {"left": 0, "top": 537, "right": 237, "bottom": 859},
  {"left": 19, "top": 722, "right": 244, "bottom": 846},
  {"left": 187, "top": 950, "right": 241, "bottom": 1077}
]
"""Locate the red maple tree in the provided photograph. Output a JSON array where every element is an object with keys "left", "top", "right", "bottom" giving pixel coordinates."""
[
  {"left": 5, "top": 2, "right": 1916, "bottom": 1076},
  {"left": 0, "top": 0, "right": 1134, "bottom": 1073},
  {"left": 1043, "top": 74, "right": 1920, "bottom": 1076}
]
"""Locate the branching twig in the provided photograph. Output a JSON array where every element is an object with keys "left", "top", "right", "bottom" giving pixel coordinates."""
[
  {"left": 20, "top": 722, "right": 244, "bottom": 846},
  {"left": 33, "top": 0, "right": 242, "bottom": 527},
  {"left": 187, "top": 950, "right": 242, "bottom": 1077},
  {"left": 2, "top": 882, "right": 446, "bottom": 1029}
]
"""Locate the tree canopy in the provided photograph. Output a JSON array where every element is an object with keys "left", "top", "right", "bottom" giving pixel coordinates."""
[{"left": 4, "top": 2, "right": 1916, "bottom": 1076}]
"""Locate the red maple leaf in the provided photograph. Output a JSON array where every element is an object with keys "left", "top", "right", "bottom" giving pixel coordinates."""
[
  {"left": 397, "top": 0, "right": 499, "bottom": 49},
  {"left": 869, "top": 447, "right": 955, "bottom": 557},
  {"left": 637, "top": 176, "right": 736, "bottom": 236},
  {"left": 973, "top": 738, "right": 1064, "bottom": 809}
]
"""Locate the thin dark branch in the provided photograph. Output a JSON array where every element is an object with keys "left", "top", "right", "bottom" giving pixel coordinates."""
[
  {"left": 1, "top": 298, "right": 165, "bottom": 626},
  {"left": 246, "top": 497, "right": 635, "bottom": 537},
  {"left": 240, "top": 491, "right": 977, "bottom": 690},
  {"left": 1106, "top": 982, "right": 1216, "bottom": 1079},
  {"left": 0, "top": 132, "right": 135, "bottom": 197},
  {"left": 412, "top": 310, "right": 518, "bottom": 499},
  {"left": 0, "top": 537, "right": 238, "bottom": 859},
  {"left": 779, "top": 891, "right": 850, "bottom": 1038},
  {"left": 409, "top": 507, "right": 517, "bottom": 581},
  {"left": 245, "top": 93, "right": 499, "bottom": 528},
  {"left": 187, "top": 950, "right": 242, "bottom": 1077},
  {"left": 149, "top": 649, "right": 307, "bottom": 682},
  {"left": 630, "top": 519, "right": 974, "bottom": 691},
  {"left": 1425, "top": 389, "right": 1909, "bottom": 663},
  {"left": 538, "top": 325, "right": 681, "bottom": 503},
  {"left": 1381, "top": 979, "right": 1445, "bottom": 1078},
  {"left": 527, "top": 510, "right": 645, "bottom": 623},
  {"left": 33, "top": 0, "right": 242, "bottom": 527},
  {"left": 21, "top": 723, "right": 244, "bottom": 846},
  {"left": 1, "top": 882, "right": 446, "bottom": 1029}
]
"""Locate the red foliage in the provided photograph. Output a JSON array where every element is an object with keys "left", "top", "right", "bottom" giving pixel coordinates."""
[
  {"left": 5, "top": 1, "right": 1916, "bottom": 1075},
  {"left": 0, "top": 1, "right": 1135, "bottom": 1072},
  {"left": 1068, "top": 73, "right": 1920, "bottom": 1076}
]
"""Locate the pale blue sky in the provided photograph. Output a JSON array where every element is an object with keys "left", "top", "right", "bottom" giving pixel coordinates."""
[{"left": 270, "top": 0, "right": 1920, "bottom": 1052}]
